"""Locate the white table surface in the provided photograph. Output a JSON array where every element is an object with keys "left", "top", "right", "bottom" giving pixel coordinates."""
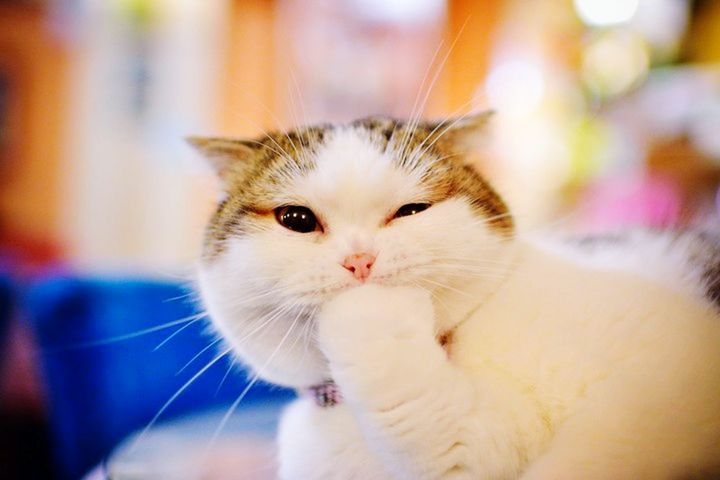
[{"left": 96, "top": 401, "right": 288, "bottom": 480}]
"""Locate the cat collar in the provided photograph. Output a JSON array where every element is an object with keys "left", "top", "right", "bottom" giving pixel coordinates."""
[{"left": 306, "top": 380, "right": 342, "bottom": 407}]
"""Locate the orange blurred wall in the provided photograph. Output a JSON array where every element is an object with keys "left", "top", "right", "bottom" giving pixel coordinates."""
[
  {"left": 218, "top": 0, "right": 277, "bottom": 136},
  {"left": 0, "top": 4, "right": 70, "bottom": 257},
  {"left": 445, "top": 0, "right": 506, "bottom": 112}
]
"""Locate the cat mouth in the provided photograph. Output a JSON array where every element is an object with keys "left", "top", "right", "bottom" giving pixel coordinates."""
[
  {"left": 301, "top": 266, "right": 421, "bottom": 298},
  {"left": 366, "top": 265, "right": 418, "bottom": 284}
]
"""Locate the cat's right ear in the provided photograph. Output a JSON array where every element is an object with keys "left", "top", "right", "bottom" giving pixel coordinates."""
[{"left": 186, "top": 136, "right": 257, "bottom": 181}]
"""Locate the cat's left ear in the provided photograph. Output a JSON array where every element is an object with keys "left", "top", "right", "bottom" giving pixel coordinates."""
[
  {"left": 186, "top": 136, "right": 258, "bottom": 181},
  {"left": 422, "top": 111, "right": 493, "bottom": 156}
]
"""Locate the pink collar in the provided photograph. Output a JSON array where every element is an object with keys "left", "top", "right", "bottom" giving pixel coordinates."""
[{"left": 305, "top": 380, "right": 342, "bottom": 407}]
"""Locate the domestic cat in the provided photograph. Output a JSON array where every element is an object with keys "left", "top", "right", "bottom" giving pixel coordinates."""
[{"left": 191, "top": 114, "right": 720, "bottom": 479}]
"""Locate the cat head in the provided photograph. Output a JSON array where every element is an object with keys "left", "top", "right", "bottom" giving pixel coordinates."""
[{"left": 193, "top": 114, "right": 514, "bottom": 387}]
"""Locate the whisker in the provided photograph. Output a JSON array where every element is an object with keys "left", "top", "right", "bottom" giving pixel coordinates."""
[
  {"left": 153, "top": 314, "right": 206, "bottom": 351},
  {"left": 407, "top": 279, "right": 453, "bottom": 315},
  {"left": 396, "top": 37, "right": 446, "bottom": 158},
  {"left": 286, "top": 67, "right": 313, "bottom": 167},
  {"left": 422, "top": 261, "right": 518, "bottom": 272},
  {"left": 298, "top": 307, "right": 319, "bottom": 366},
  {"left": 220, "top": 289, "right": 284, "bottom": 311},
  {"left": 214, "top": 357, "right": 237, "bottom": 397},
  {"left": 418, "top": 277, "right": 476, "bottom": 298},
  {"left": 176, "top": 337, "right": 224, "bottom": 375},
  {"left": 230, "top": 300, "right": 300, "bottom": 346},
  {"left": 403, "top": 99, "right": 476, "bottom": 169},
  {"left": 216, "top": 78, "right": 299, "bottom": 162},
  {"left": 238, "top": 139, "right": 294, "bottom": 160},
  {"left": 131, "top": 346, "right": 234, "bottom": 451},
  {"left": 161, "top": 291, "right": 196, "bottom": 303},
  {"left": 42, "top": 313, "right": 207, "bottom": 352},
  {"left": 401, "top": 16, "right": 471, "bottom": 162},
  {"left": 201, "top": 308, "right": 303, "bottom": 461}
]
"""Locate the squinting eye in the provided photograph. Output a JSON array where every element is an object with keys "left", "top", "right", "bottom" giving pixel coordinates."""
[
  {"left": 275, "top": 206, "right": 320, "bottom": 233},
  {"left": 393, "top": 203, "right": 431, "bottom": 219}
]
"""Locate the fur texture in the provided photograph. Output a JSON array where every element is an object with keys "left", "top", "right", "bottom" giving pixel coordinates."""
[{"left": 194, "top": 115, "right": 720, "bottom": 479}]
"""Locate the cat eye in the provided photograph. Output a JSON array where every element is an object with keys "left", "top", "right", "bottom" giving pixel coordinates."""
[
  {"left": 275, "top": 206, "right": 320, "bottom": 233},
  {"left": 393, "top": 203, "right": 431, "bottom": 219}
]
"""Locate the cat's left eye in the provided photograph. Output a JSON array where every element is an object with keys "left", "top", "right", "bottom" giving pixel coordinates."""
[
  {"left": 275, "top": 206, "right": 320, "bottom": 233},
  {"left": 393, "top": 203, "right": 431, "bottom": 219}
]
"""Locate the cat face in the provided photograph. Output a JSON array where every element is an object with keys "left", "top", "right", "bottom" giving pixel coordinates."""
[{"left": 194, "top": 115, "right": 514, "bottom": 387}]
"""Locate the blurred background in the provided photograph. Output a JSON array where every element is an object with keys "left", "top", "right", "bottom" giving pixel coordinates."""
[{"left": 0, "top": 0, "right": 718, "bottom": 478}]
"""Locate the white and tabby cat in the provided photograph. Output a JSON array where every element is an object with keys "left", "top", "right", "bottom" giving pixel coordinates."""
[{"left": 191, "top": 114, "right": 720, "bottom": 479}]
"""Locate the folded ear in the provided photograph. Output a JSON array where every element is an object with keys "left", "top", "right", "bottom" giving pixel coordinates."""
[
  {"left": 421, "top": 111, "right": 494, "bottom": 156},
  {"left": 186, "top": 136, "right": 258, "bottom": 180}
]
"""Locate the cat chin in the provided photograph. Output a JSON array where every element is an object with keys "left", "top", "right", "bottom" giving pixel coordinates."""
[
  {"left": 219, "top": 312, "right": 331, "bottom": 387},
  {"left": 197, "top": 277, "right": 326, "bottom": 388},
  {"left": 238, "top": 341, "right": 330, "bottom": 387}
]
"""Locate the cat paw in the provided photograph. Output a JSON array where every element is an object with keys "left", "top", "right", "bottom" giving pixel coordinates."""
[{"left": 317, "top": 284, "right": 435, "bottom": 357}]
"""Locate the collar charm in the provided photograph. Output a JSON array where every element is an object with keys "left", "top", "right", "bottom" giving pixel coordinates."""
[{"left": 307, "top": 380, "right": 342, "bottom": 407}]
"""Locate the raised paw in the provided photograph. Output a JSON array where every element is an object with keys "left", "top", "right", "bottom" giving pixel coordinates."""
[{"left": 317, "top": 284, "right": 435, "bottom": 360}]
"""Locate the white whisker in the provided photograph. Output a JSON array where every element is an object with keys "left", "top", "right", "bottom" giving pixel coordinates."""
[
  {"left": 176, "top": 337, "right": 224, "bottom": 375},
  {"left": 201, "top": 308, "right": 304, "bottom": 461},
  {"left": 131, "top": 346, "right": 234, "bottom": 451},
  {"left": 154, "top": 314, "right": 206, "bottom": 351},
  {"left": 44, "top": 313, "right": 207, "bottom": 352}
]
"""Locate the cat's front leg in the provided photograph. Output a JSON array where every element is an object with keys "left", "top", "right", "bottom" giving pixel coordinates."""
[{"left": 317, "top": 284, "right": 484, "bottom": 479}]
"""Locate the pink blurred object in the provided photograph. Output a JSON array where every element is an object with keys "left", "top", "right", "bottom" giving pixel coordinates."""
[
  {"left": 579, "top": 175, "right": 682, "bottom": 232},
  {"left": 0, "top": 319, "right": 45, "bottom": 413}
]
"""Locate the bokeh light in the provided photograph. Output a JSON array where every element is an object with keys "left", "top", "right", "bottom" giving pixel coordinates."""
[
  {"left": 581, "top": 30, "right": 649, "bottom": 98},
  {"left": 573, "top": 0, "right": 640, "bottom": 27},
  {"left": 485, "top": 59, "right": 545, "bottom": 117},
  {"left": 347, "top": 0, "right": 445, "bottom": 24}
]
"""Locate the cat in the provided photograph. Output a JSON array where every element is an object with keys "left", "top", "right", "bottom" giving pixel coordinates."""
[{"left": 190, "top": 113, "right": 720, "bottom": 479}]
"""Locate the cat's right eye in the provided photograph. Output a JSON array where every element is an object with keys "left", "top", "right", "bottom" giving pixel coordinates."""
[
  {"left": 393, "top": 203, "right": 431, "bottom": 219},
  {"left": 275, "top": 206, "right": 320, "bottom": 233}
]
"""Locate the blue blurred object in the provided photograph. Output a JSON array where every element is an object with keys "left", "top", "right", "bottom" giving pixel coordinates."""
[{"left": 24, "top": 275, "right": 294, "bottom": 480}]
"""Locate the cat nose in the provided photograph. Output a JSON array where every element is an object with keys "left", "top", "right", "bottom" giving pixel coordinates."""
[{"left": 342, "top": 253, "right": 376, "bottom": 281}]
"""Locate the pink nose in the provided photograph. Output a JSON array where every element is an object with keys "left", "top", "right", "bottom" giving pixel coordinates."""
[{"left": 342, "top": 252, "right": 376, "bottom": 281}]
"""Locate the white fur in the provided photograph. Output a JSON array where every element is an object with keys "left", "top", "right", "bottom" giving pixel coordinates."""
[{"left": 198, "top": 128, "right": 720, "bottom": 479}]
